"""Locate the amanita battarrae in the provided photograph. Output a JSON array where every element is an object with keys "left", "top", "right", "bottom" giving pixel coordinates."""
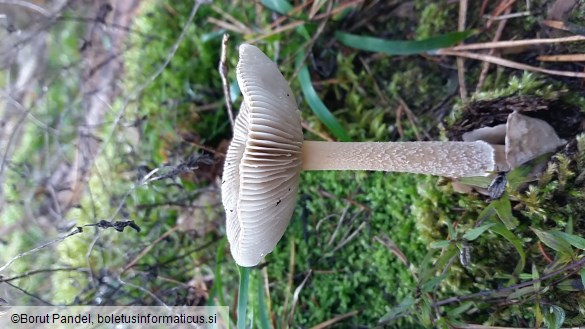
[{"left": 222, "top": 44, "right": 498, "bottom": 267}]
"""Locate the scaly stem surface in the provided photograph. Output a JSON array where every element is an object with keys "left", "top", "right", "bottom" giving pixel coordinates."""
[{"left": 301, "top": 141, "right": 496, "bottom": 177}]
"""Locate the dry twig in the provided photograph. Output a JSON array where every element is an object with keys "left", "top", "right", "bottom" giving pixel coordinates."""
[
  {"left": 537, "top": 53, "right": 585, "bottom": 62},
  {"left": 477, "top": 5, "right": 512, "bottom": 91},
  {"left": 437, "top": 49, "right": 585, "bottom": 78},
  {"left": 445, "top": 35, "right": 585, "bottom": 51},
  {"left": 219, "top": 33, "right": 234, "bottom": 128},
  {"left": 457, "top": 0, "right": 468, "bottom": 100}
]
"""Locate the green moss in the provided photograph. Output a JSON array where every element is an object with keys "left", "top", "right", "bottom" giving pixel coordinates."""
[
  {"left": 415, "top": 3, "right": 450, "bottom": 40},
  {"left": 264, "top": 170, "right": 434, "bottom": 327}
]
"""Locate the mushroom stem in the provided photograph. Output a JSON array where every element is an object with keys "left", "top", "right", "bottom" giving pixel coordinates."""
[{"left": 301, "top": 140, "right": 496, "bottom": 177}]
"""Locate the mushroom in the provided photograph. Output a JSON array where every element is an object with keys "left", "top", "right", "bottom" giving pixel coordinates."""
[
  {"left": 222, "top": 44, "right": 499, "bottom": 267},
  {"left": 462, "top": 111, "right": 566, "bottom": 170}
]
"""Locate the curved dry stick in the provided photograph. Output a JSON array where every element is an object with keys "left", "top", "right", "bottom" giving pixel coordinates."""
[
  {"left": 446, "top": 35, "right": 585, "bottom": 51},
  {"left": 436, "top": 49, "right": 585, "bottom": 78},
  {"left": 0, "top": 0, "right": 50, "bottom": 16},
  {"left": 219, "top": 33, "right": 234, "bottom": 128}
]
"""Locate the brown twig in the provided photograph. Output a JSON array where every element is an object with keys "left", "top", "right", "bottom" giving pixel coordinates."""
[
  {"left": 0, "top": 0, "right": 50, "bottom": 16},
  {"left": 310, "top": 310, "right": 359, "bottom": 329},
  {"left": 457, "top": 0, "right": 468, "bottom": 100},
  {"left": 538, "top": 241, "right": 554, "bottom": 263},
  {"left": 246, "top": 20, "right": 306, "bottom": 44},
  {"left": 537, "top": 53, "right": 585, "bottom": 62},
  {"left": 288, "top": 270, "right": 312, "bottom": 328},
  {"left": 395, "top": 105, "right": 405, "bottom": 138},
  {"left": 485, "top": 0, "right": 516, "bottom": 29},
  {"left": 207, "top": 17, "right": 249, "bottom": 34},
  {"left": 436, "top": 49, "right": 585, "bottom": 78},
  {"left": 268, "top": 0, "right": 313, "bottom": 30},
  {"left": 121, "top": 225, "right": 179, "bottom": 274},
  {"left": 312, "top": 0, "right": 365, "bottom": 21},
  {"left": 476, "top": 6, "right": 511, "bottom": 91},
  {"left": 261, "top": 267, "right": 276, "bottom": 329},
  {"left": 0, "top": 267, "right": 83, "bottom": 283},
  {"left": 542, "top": 19, "right": 569, "bottom": 31},
  {"left": 186, "top": 139, "right": 226, "bottom": 158},
  {"left": 374, "top": 235, "right": 410, "bottom": 268},
  {"left": 302, "top": 120, "right": 334, "bottom": 141},
  {"left": 211, "top": 4, "right": 253, "bottom": 34},
  {"left": 281, "top": 239, "right": 296, "bottom": 329},
  {"left": 317, "top": 189, "right": 372, "bottom": 212},
  {"left": 289, "top": 0, "right": 334, "bottom": 80},
  {"left": 396, "top": 95, "right": 431, "bottom": 141},
  {"left": 444, "top": 35, "right": 585, "bottom": 51}
]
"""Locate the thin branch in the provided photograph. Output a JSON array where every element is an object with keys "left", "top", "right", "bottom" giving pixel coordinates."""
[
  {"left": 537, "top": 53, "right": 585, "bottom": 62},
  {"left": 121, "top": 225, "right": 179, "bottom": 274},
  {"left": 0, "top": 267, "right": 83, "bottom": 283},
  {"left": 219, "top": 33, "right": 234, "bottom": 128},
  {"left": 245, "top": 20, "right": 306, "bottom": 44},
  {"left": 444, "top": 35, "right": 585, "bottom": 51},
  {"left": 456, "top": 0, "right": 468, "bottom": 100},
  {"left": 211, "top": 4, "right": 253, "bottom": 34},
  {"left": 0, "top": 228, "right": 83, "bottom": 273},
  {"left": 0, "top": 107, "right": 28, "bottom": 203},
  {"left": 0, "top": 0, "right": 50, "bottom": 16},
  {"left": 476, "top": 5, "right": 511, "bottom": 91},
  {"left": 434, "top": 256, "right": 585, "bottom": 307},
  {"left": 436, "top": 49, "right": 585, "bottom": 78},
  {"left": 483, "top": 10, "right": 531, "bottom": 20},
  {"left": 310, "top": 310, "right": 359, "bottom": 329},
  {"left": 288, "top": 270, "right": 312, "bottom": 328},
  {"left": 3, "top": 281, "right": 53, "bottom": 305},
  {"left": 207, "top": 16, "right": 249, "bottom": 34},
  {"left": 116, "top": 275, "right": 169, "bottom": 308}
]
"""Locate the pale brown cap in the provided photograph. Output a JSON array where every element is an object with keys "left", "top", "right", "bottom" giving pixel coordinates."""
[{"left": 222, "top": 44, "right": 304, "bottom": 267}]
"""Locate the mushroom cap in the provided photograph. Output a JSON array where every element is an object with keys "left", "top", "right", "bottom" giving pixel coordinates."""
[
  {"left": 222, "top": 44, "right": 304, "bottom": 267},
  {"left": 460, "top": 111, "right": 566, "bottom": 172},
  {"left": 505, "top": 111, "right": 565, "bottom": 168}
]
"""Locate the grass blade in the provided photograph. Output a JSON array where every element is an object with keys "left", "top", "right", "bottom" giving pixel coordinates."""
[
  {"left": 492, "top": 195, "right": 518, "bottom": 230},
  {"left": 447, "top": 301, "right": 474, "bottom": 317},
  {"left": 490, "top": 223, "right": 526, "bottom": 275},
  {"left": 550, "top": 230, "right": 585, "bottom": 250},
  {"left": 543, "top": 305, "right": 566, "bottom": 329},
  {"left": 463, "top": 222, "right": 496, "bottom": 241},
  {"left": 261, "top": 0, "right": 293, "bottom": 15},
  {"left": 238, "top": 266, "right": 251, "bottom": 329},
  {"left": 531, "top": 228, "right": 573, "bottom": 257},
  {"left": 257, "top": 273, "right": 272, "bottom": 329},
  {"left": 208, "top": 237, "right": 227, "bottom": 306},
  {"left": 335, "top": 30, "right": 476, "bottom": 55},
  {"left": 430, "top": 240, "right": 451, "bottom": 249},
  {"left": 296, "top": 51, "right": 350, "bottom": 141},
  {"left": 421, "top": 273, "right": 448, "bottom": 293},
  {"left": 378, "top": 294, "right": 416, "bottom": 324}
]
